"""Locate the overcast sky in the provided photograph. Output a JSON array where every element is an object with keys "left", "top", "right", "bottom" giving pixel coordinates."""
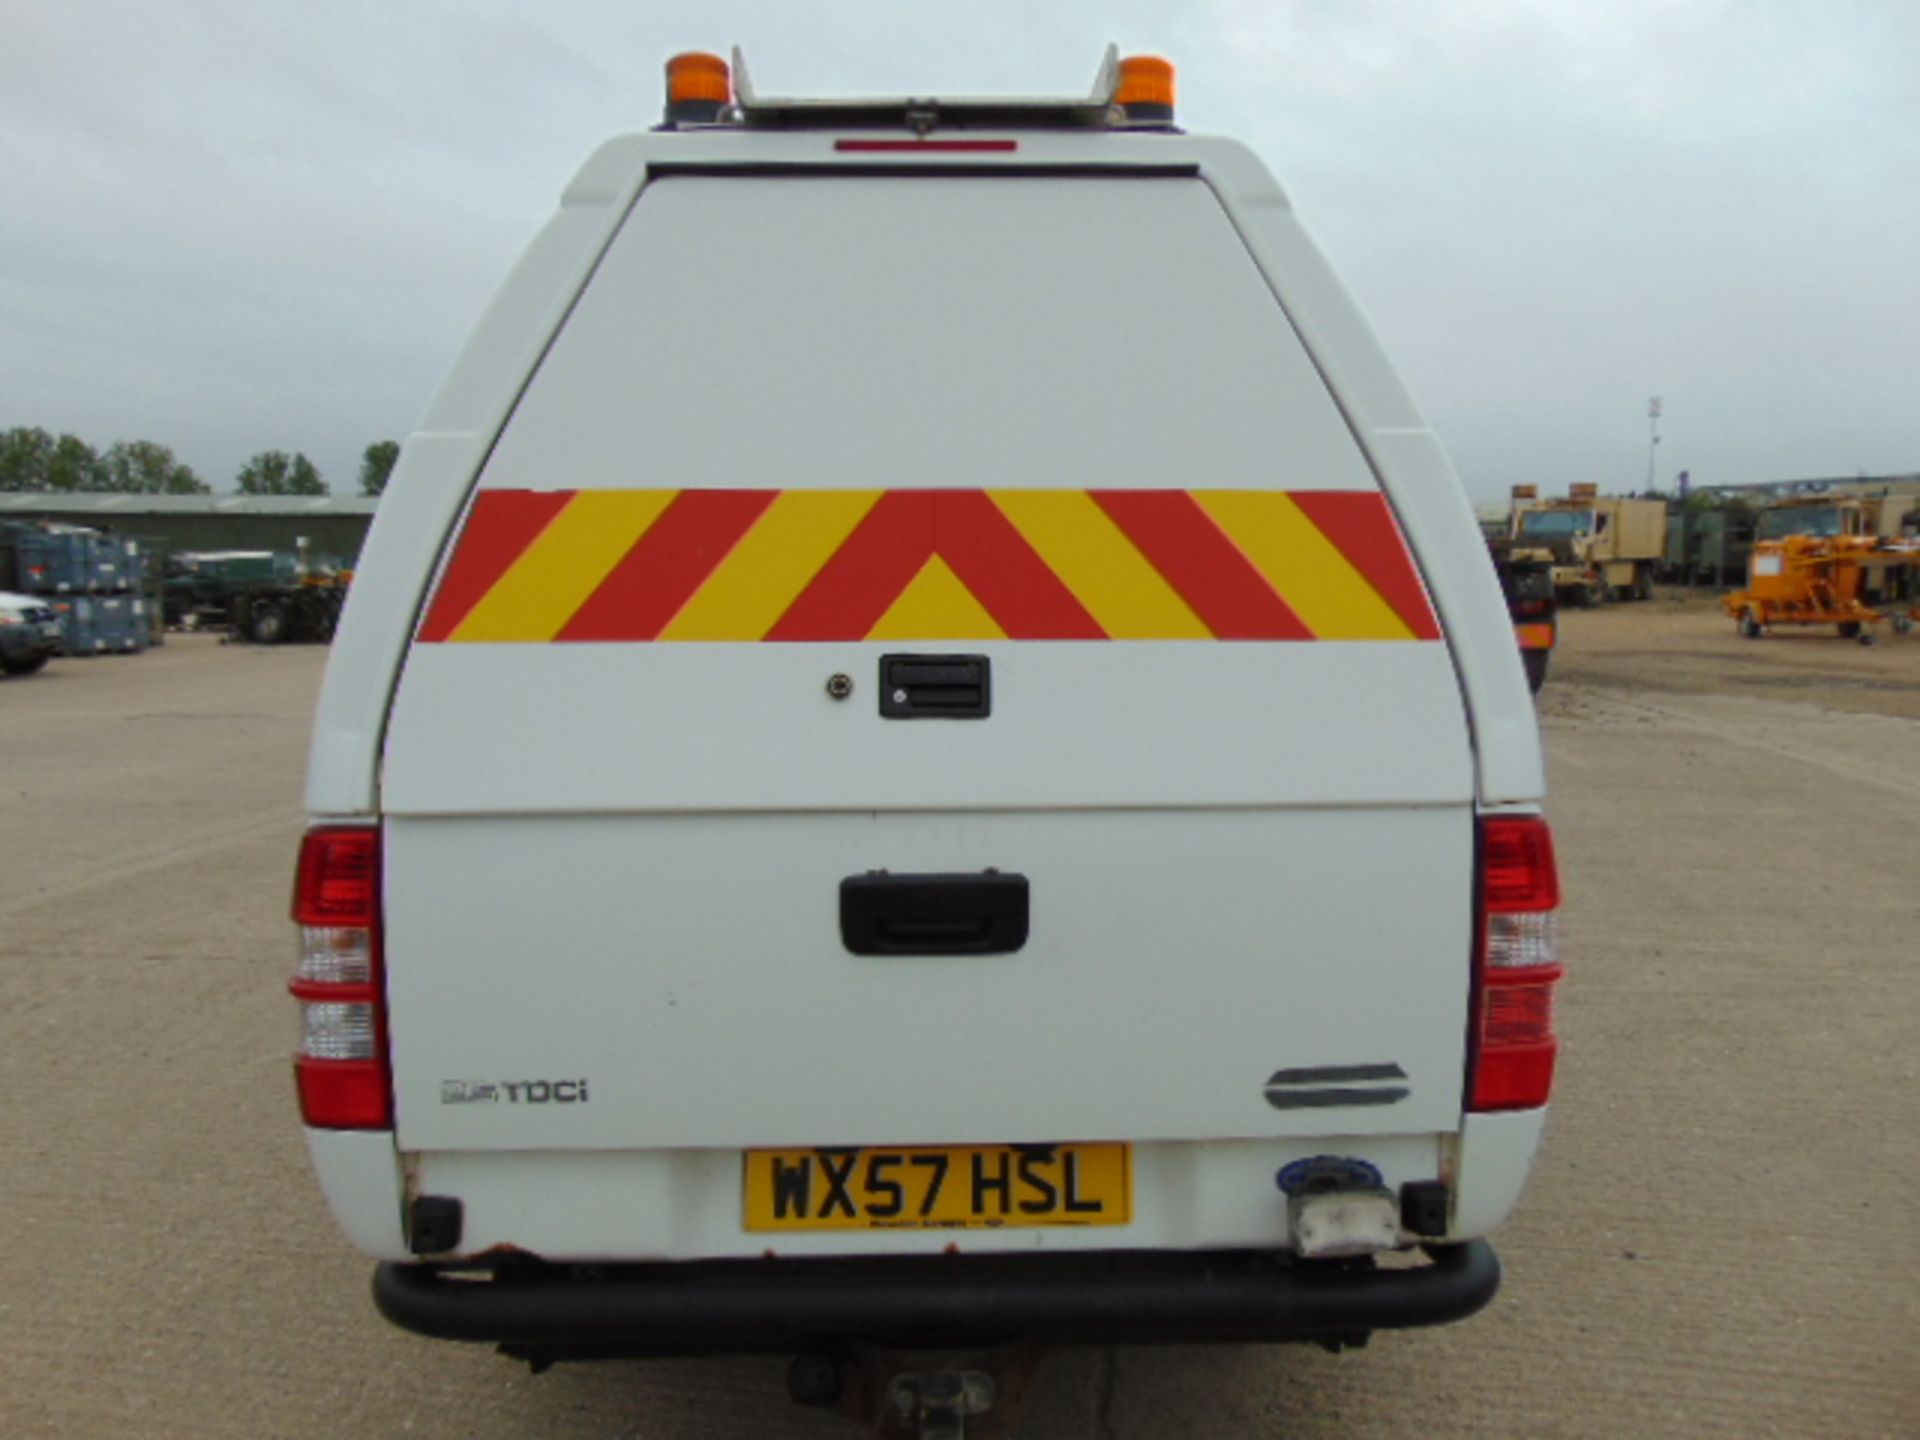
[{"left": 3, "top": 1, "right": 1915, "bottom": 501}]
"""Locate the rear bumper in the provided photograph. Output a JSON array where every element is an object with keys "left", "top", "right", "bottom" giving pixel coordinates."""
[{"left": 372, "top": 1242, "right": 1499, "bottom": 1359}]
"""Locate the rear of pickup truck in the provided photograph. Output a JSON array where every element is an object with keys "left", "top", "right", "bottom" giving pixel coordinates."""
[{"left": 293, "top": 85, "right": 1556, "bottom": 1365}]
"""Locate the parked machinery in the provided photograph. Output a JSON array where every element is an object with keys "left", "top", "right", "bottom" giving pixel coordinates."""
[
  {"left": 1723, "top": 496, "right": 1920, "bottom": 641},
  {"left": 1507, "top": 484, "right": 1667, "bottom": 605},
  {"left": 163, "top": 550, "right": 288, "bottom": 628},
  {"left": 225, "top": 570, "right": 350, "bottom": 645},
  {"left": 166, "top": 545, "right": 352, "bottom": 644}
]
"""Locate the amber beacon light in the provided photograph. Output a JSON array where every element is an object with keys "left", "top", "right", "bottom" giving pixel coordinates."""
[
  {"left": 664, "top": 51, "right": 731, "bottom": 124},
  {"left": 1116, "top": 54, "right": 1176, "bottom": 123}
]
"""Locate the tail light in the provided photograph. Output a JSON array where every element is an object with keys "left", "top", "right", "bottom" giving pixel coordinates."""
[
  {"left": 290, "top": 826, "right": 391, "bottom": 1128},
  {"left": 1469, "top": 814, "right": 1562, "bottom": 1111}
]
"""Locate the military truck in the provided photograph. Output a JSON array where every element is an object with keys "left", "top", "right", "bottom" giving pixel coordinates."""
[
  {"left": 1507, "top": 483, "right": 1667, "bottom": 605},
  {"left": 1752, "top": 493, "right": 1918, "bottom": 544}
]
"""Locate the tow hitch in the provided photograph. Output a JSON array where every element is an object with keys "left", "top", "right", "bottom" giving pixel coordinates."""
[{"left": 789, "top": 1345, "right": 1043, "bottom": 1439}]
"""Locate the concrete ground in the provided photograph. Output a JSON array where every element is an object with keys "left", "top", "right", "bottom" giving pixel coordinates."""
[{"left": 2, "top": 605, "right": 1915, "bottom": 1438}]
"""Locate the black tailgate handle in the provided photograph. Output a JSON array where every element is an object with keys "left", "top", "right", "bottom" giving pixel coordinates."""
[
  {"left": 879, "top": 654, "right": 990, "bottom": 718},
  {"left": 840, "top": 872, "right": 1028, "bottom": 956}
]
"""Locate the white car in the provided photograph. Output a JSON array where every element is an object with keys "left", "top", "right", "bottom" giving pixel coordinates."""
[
  {"left": 293, "top": 49, "right": 1559, "bottom": 1426},
  {"left": 0, "top": 590, "right": 63, "bottom": 675}
]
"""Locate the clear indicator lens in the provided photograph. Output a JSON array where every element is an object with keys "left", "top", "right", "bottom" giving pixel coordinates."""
[
  {"left": 300, "top": 1001, "right": 377, "bottom": 1060},
  {"left": 297, "top": 926, "right": 372, "bottom": 985},
  {"left": 1487, "top": 912, "right": 1558, "bottom": 970}
]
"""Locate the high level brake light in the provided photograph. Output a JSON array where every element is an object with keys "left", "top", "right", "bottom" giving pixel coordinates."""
[
  {"left": 290, "top": 826, "right": 391, "bottom": 1129},
  {"left": 1469, "top": 815, "right": 1563, "bottom": 1111}
]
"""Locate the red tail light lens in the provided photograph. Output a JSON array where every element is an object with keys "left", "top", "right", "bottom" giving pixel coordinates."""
[
  {"left": 290, "top": 826, "right": 391, "bottom": 1129},
  {"left": 1483, "top": 981, "right": 1556, "bottom": 1046},
  {"left": 294, "top": 827, "right": 379, "bottom": 926},
  {"left": 1482, "top": 817, "right": 1560, "bottom": 912},
  {"left": 1471, "top": 814, "right": 1562, "bottom": 1112}
]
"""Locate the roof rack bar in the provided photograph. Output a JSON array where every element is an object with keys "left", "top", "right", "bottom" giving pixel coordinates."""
[{"left": 722, "top": 44, "right": 1132, "bottom": 132}]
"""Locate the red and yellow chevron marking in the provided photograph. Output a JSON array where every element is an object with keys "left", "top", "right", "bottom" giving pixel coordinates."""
[{"left": 416, "top": 489, "right": 1440, "bottom": 644}]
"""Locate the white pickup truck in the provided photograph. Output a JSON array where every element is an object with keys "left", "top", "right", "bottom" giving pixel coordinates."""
[{"left": 293, "top": 48, "right": 1559, "bottom": 1426}]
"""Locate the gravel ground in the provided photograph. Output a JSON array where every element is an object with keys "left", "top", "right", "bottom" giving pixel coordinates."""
[{"left": 2, "top": 609, "right": 1915, "bottom": 1438}]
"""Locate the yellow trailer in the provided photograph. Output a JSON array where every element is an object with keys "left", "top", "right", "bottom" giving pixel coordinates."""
[{"left": 1724, "top": 533, "right": 1920, "bottom": 641}]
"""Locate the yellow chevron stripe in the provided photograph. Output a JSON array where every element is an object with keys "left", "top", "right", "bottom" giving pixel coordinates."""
[
  {"left": 1193, "top": 490, "right": 1414, "bottom": 640},
  {"left": 989, "top": 490, "right": 1211, "bottom": 639},
  {"left": 865, "top": 555, "right": 1008, "bottom": 641},
  {"left": 660, "top": 490, "right": 882, "bottom": 640},
  {"left": 450, "top": 490, "right": 677, "bottom": 642}
]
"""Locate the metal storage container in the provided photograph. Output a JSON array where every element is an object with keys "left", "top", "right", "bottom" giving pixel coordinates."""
[
  {"left": 0, "top": 526, "right": 146, "bottom": 594},
  {"left": 49, "top": 597, "right": 101, "bottom": 653},
  {"left": 87, "top": 594, "right": 148, "bottom": 652},
  {"left": 7, "top": 529, "right": 92, "bottom": 593},
  {"left": 46, "top": 595, "right": 147, "bottom": 655}
]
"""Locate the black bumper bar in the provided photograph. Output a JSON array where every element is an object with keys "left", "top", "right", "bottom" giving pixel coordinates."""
[{"left": 372, "top": 1243, "right": 1499, "bottom": 1358}]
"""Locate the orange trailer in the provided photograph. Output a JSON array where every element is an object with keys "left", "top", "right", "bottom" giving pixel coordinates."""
[{"left": 1724, "top": 534, "right": 1920, "bottom": 641}]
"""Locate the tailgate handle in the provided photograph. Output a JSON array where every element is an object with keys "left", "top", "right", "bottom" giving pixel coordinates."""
[
  {"left": 879, "top": 654, "right": 990, "bottom": 719},
  {"left": 840, "top": 872, "right": 1028, "bottom": 956}
]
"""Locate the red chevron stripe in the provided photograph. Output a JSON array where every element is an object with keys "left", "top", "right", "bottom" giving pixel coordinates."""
[
  {"left": 557, "top": 489, "right": 777, "bottom": 641},
  {"left": 1289, "top": 491, "right": 1441, "bottom": 639},
  {"left": 1091, "top": 490, "right": 1312, "bottom": 640},
  {"left": 416, "top": 489, "right": 573, "bottom": 642},
  {"left": 765, "top": 491, "right": 936, "bottom": 641},
  {"left": 940, "top": 492, "right": 1106, "bottom": 639}
]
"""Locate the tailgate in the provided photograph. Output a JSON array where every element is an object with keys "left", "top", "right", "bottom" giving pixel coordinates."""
[{"left": 382, "top": 800, "right": 1472, "bottom": 1151}]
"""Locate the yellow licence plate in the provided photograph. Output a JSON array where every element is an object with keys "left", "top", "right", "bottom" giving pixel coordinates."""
[{"left": 743, "top": 1143, "right": 1131, "bottom": 1232}]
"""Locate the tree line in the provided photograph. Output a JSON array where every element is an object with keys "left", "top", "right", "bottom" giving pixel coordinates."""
[{"left": 0, "top": 428, "right": 401, "bottom": 497}]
